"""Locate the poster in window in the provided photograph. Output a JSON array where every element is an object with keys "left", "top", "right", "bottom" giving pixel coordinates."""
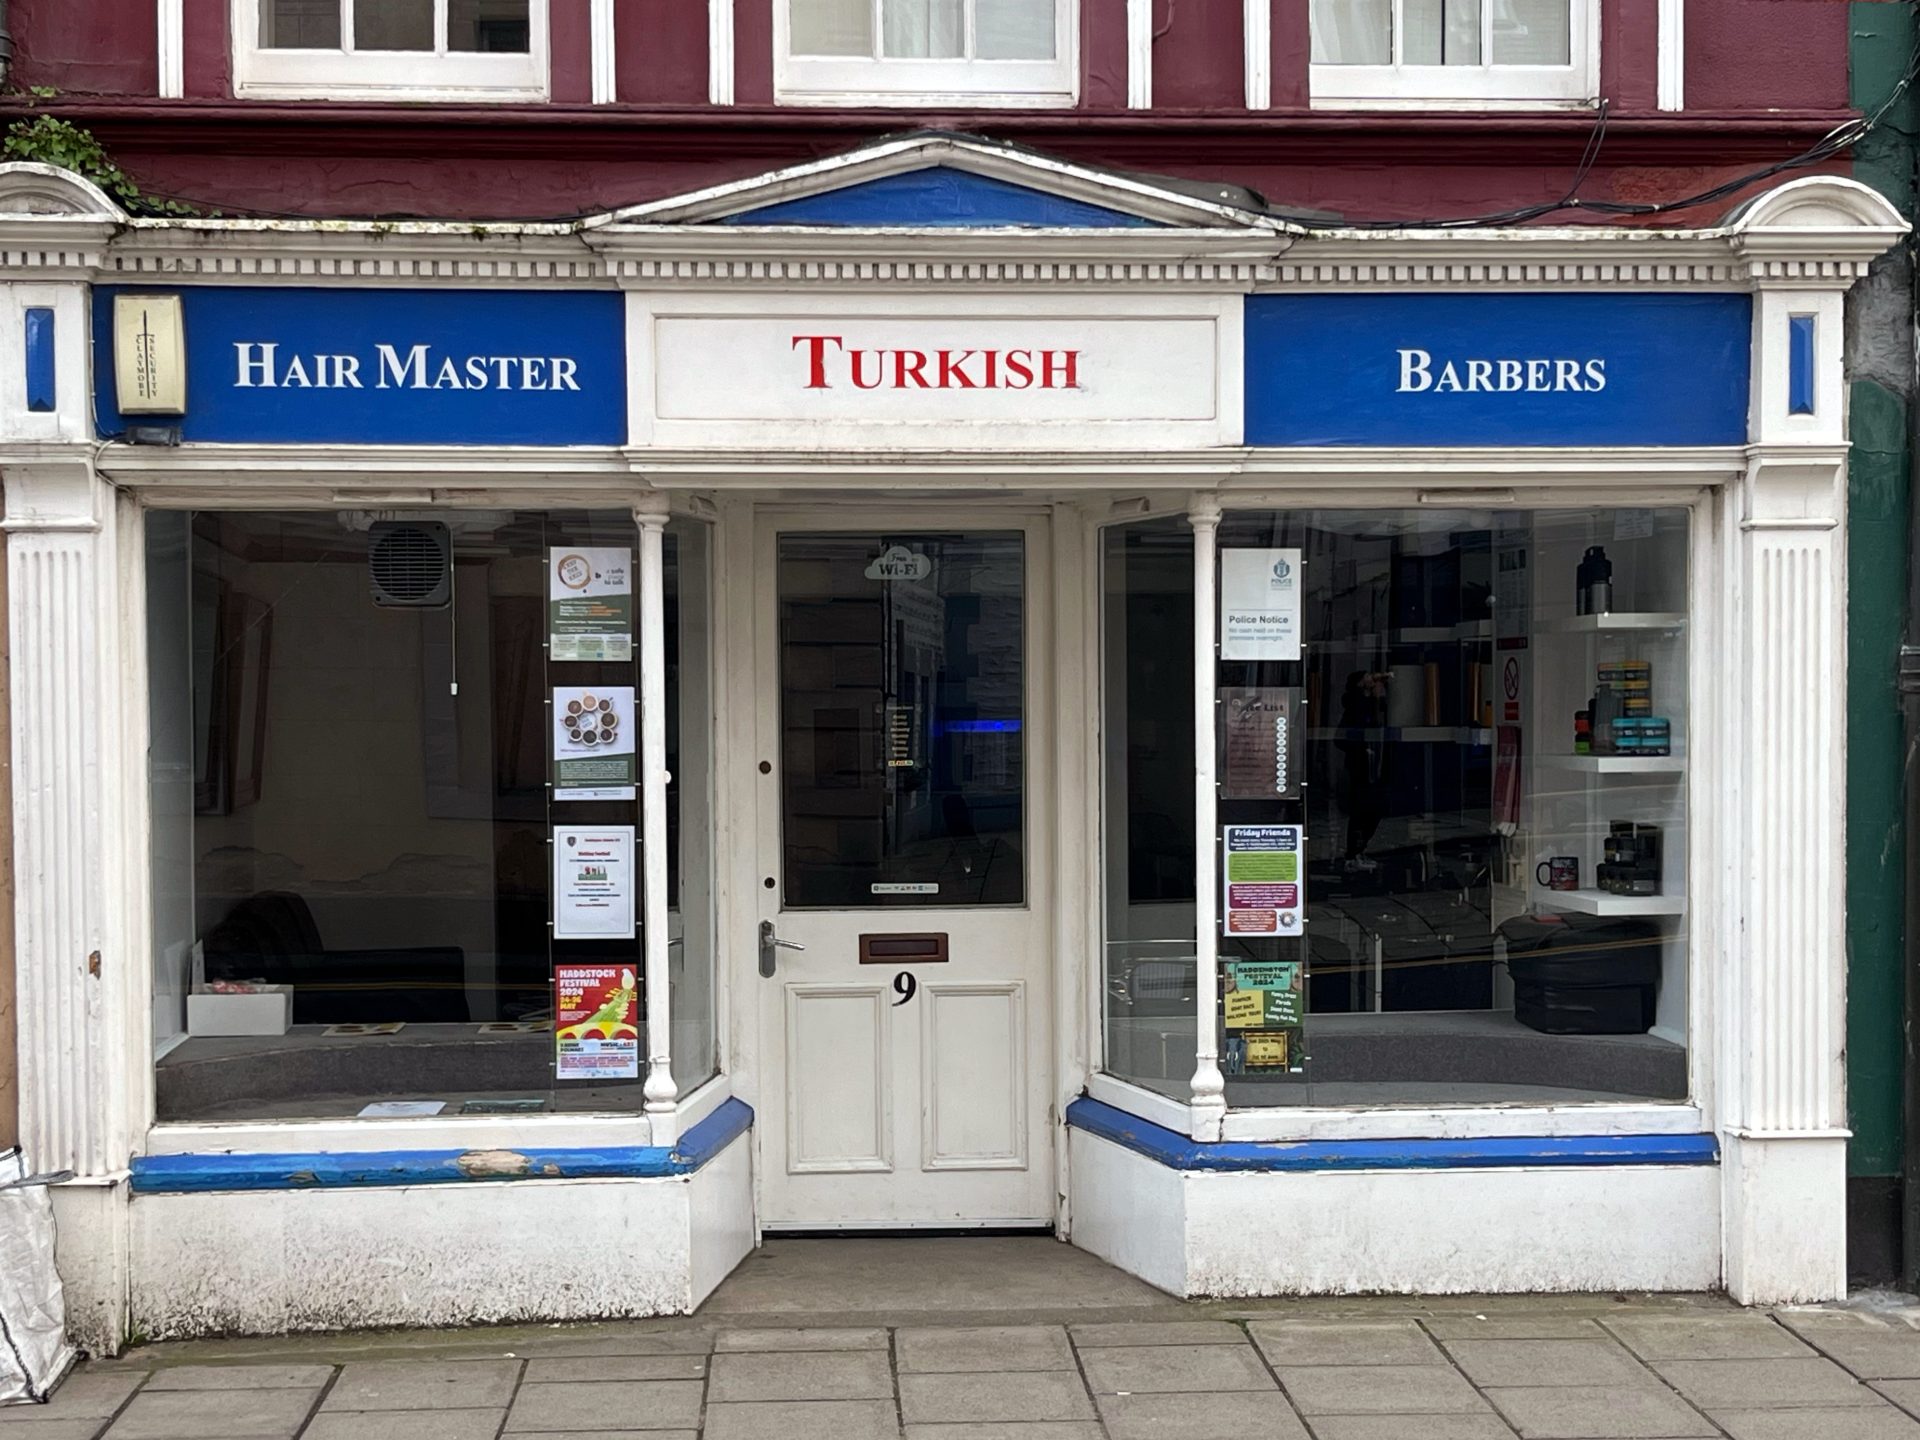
[
  {"left": 1222, "top": 825, "right": 1304, "bottom": 936},
  {"left": 552, "top": 685, "right": 636, "bottom": 800},
  {"left": 1220, "top": 548, "right": 1302, "bottom": 661},
  {"left": 553, "top": 826, "right": 635, "bottom": 940},
  {"left": 554, "top": 964, "right": 640, "bottom": 1081},
  {"left": 548, "top": 547, "right": 633, "bottom": 662},
  {"left": 1219, "top": 687, "right": 1299, "bottom": 800}
]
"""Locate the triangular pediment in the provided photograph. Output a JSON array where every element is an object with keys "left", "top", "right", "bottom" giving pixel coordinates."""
[{"left": 588, "top": 132, "right": 1287, "bottom": 232}]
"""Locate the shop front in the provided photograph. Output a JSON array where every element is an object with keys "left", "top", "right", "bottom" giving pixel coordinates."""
[{"left": 0, "top": 137, "right": 1904, "bottom": 1347}]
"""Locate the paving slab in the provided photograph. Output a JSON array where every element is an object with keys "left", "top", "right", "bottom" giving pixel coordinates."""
[
  {"left": 0, "top": 1372, "right": 147, "bottom": 1424},
  {"left": 522, "top": 1356, "right": 707, "bottom": 1383},
  {"left": 0, "top": 1424, "right": 101, "bottom": 1440},
  {"left": 896, "top": 1327, "right": 1075, "bottom": 1374},
  {"left": 1442, "top": 1338, "right": 1654, "bottom": 1389},
  {"left": 1604, "top": 1315, "right": 1814, "bottom": 1362},
  {"left": 141, "top": 1365, "right": 335, "bottom": 1392},
  {"left": 302, "top": 1409, "right": 506, "bottom": 1440},
  {"left": 1652, "top": 1356, "right": 1885, "bottom": 1408},
  {"left": 705, "top": 1399, "right": 902, "bottom": 1440},
  {"left": 1249, "top": 1320, "right": 1443, "bottom": 1367},
  {"left": 903, "top": 1426, "right": 1105, "bottom": 1440},
  {"left": 1302, "top": 1419, "right": 1521, "bottom": 1440},
  {"left": 100, "top": 1387, "right": 319, "bottom": 1440},
  {"left": 521, "top": 1333, "right": 715, "bottom": 1359},
  {"left": 1070, "top": 1322, "right": 1247, "bottom": 1348},
  {"left": 1875, "top": 1379, "right": 1920, "bottom": 1417},
  {"left": 1710, "top": 1407, "right": 1920, "bottom": 1440},
  {"left": 321, "top": 1359, "right": 520, "bottom": 1411},
  {"left": 1275, "top": 1365, "right": 1487, "bottom": 1416},
  {"left": 1078, "top": 1344, "right": 1275, "bottom": 1395},
  {"left": 708, "top": 1349, "right": 893, "bottom": 1402},
  {"left": 1485, "top": 1384, "right": 1716, "bottom": 1439},
  {"left": 504, "top": 1379, "right": 704, "bottom": 1432},
  {"left": 1094, "top": 1390, "right": 1311, "bottom": 1440},
  {"left": 1419, "top": 1317, "right": 1608, "bottom": 1341},
  {"left": 713, "top": 1327, "right": 888, "bottom": 1352},
  {"left": 899, "top": 1372, "right": 1096, "bottom": 1425},
  {"left": 1779, "top": 1315, "right": 1920, "bottom": 1379}
]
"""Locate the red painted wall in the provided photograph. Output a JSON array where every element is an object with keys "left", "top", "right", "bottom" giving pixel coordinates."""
[
  {"left": 737, "top": 0, "right": 776, "bottom": 105},
  {"left": 1082, "top": 0, "right": 1128, "bottom": 108},
  {"left": 9, "top": 0, "right": 156, "bottom": 96},
  {"left": 550, "top": 0, "right": 593, "bottom": 104},
  {"left": 1685, "top": 0, "right": 1849, "bottom": 111},
  {"left": 1599, "top": 0, "right": 1658, "bottom": 113},
  {"left": 1151, "top": 0, "right": 1244, "bottom": 110},
  {"left": 182, "top": 0, "right": 231, "bottom": 100},
  {"left": 616, "top": 0, "right": 710, "bottom": 105}
]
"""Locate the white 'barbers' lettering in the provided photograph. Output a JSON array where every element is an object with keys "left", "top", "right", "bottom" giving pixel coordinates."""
[{"left": 1397, "top": 347, "right": 1607, "bottom": 395}]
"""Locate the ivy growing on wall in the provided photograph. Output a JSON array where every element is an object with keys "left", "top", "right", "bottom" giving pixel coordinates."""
[{"left": 3, "top": 115, "right": 195, "bottom": 216}]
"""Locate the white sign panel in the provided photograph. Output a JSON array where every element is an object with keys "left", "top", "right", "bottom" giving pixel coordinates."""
[
  {"left": 634, "top": 296, "right": 1238, "bottom": 450},
  {"left": 548, "top": 547, "right": 632, "bottom": 662},
  {"left": 1220, "top": 548, "right": 1302, "bottom": 661},
  {"left": 553, "top": 826, "right": 636, "bottom": 940}
]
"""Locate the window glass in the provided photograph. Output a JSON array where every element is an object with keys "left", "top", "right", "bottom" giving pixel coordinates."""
[
  {"left": 148, "top": 510, "right": 700, "bottom": 1123},
  {"left": 668, "top": 521, "right": 719, "bottom": 1089},
  {"left": 450, "top": 0, "right": 533, "bottom": 53},
  {"left": 354, "top": 0, "right": 435, "bottom": 50},
  {"left": 1404, "top": 0, "right": 1481, "bottom": 65},
  {"left": 260, "top": 0, "right": 341, "bottom": 48},
  {"left": 790, "top": 0, "right": 1058, "bottom": 63},
  {"left": 791, "top": 0, "right": 873, "bottom": 55},
  {"left": 1102, "top": 520, "right": 1197, "bottom": 1095},
  {"left": 1493, "top": 0, "right": 1570, "bottom": 64},
  {"left": 1103, "top": 508, "right": 1690, "bottom": 1110},
  {"left": 778, "top": 533, "right": 1025, "bottom": 910},
  {"left": 975, "top": 0, "right": 1056, "bottom": 59},
  {"left": 1310, "top": 0, "right": 1390, "bottom": 64},
  {"left": 884, "top": 0, "right": 965, "bottom": 58}
]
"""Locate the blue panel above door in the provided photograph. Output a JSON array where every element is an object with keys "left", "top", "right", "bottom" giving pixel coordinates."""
[{"left": 722, "top": 168, "right": 1160, "bottom": 228}]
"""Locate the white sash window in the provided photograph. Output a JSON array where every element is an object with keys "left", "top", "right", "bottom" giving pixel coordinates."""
[
  {"left": 780, "top": 0, "right": 1077, "bottom": 106},
  {"left": 1311, "top": 0, "right": 1596, "bottom": 107},
  {"left": 235, "top": 0, "right": 550, "bottom": 101}
]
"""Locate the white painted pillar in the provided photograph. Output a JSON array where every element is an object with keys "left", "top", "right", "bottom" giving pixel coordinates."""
[
  {"left": 1719, "top": 179, "right": 1906, "bottom": 1303},
  {"left": 1243, "top": 0, "right": 1271, "bottom": 110},
  {"left": 709, "top": 0, "right": 735, "bottom": 106},
  {"left": 1126, "top": 0, "right": 1153, "bottom": 109},
  {"left": 1188, "top": 497, "right": 1225, "bottom": 1140},
  {"left": 636, "top": 498, "right": 678, "bottom": 1143},
  {"left": 590, "top": 0, "right": 617, "bottom": 103}
]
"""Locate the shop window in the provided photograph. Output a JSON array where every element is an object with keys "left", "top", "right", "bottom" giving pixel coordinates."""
[
  {"left": 1310, "top": 0, "right": 1594, "bottom": 106},
  {"left": 1102, "top": 507, "right": 1691, "bottom": 1111},
  {"left": 145, "top": 509, "right": 715, "bottom": 1123},
  {"left": 235, "top": 0, "right": 548, "bottom": 100},
  {"left": 779, "top": 0, "right": 1076, "bottom": 106}
]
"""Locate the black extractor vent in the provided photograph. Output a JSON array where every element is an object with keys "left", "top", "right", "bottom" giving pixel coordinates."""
[{"left": 368, "top": 521, "right": 452, "bottom": 608}]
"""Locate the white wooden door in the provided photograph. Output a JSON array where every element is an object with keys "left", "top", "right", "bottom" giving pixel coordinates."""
[{"left": 754, "top": 514, "right": 1054, "bottom": 1228}]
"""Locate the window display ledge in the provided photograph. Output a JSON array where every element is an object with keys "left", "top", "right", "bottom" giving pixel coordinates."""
[
  {"left": 1066, "top": 1097, "right": 1717, "bottom": 1171},
  {"left": 130, "top": 1098, "right": 752, "bottom": 1195}
]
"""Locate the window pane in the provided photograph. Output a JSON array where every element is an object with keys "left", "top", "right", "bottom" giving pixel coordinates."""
[
  {"left": 449, "top": 0, "right": 531, "bottom": 52},
  {"left": 354, "top": 0, "right": 434, "bottom": 50},
  {"left": 1103, "top": 520, "right": 1197, "bottom": 1100},
  {"left": 976, "top": 0, "right": 1056, "bottom": 60},
  {"left": 779, "top": 533, "right": 1025, "bottom": 910},
  {"left": 1404, "top": 0, "right": 1481, "bottom": 64},
  {"left": 1492, "top": 0, "right": 1570, "bottom": 64},
  {"left": 791, "top": 0, "right": 874, "bottom": 55},
  {"left": 883, "top": 0, "right": 965, "bottom": 58},
  {"left": 260, "top": 0, "right": 341, "bottom": 48},
  {"left": 667, "top": 522, "right": 719, "bottom": 1090},
  {"left": 1190, "top": 508, "right": 1691, "bottom": 1112},
  {"left": 1310, "top": 0, "right": 1390, "bottom": 64}
]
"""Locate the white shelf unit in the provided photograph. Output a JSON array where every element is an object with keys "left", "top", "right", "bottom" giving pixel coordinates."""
[
  {"left": 1534, "top": 889, "right": 1687, "bottom": 918},
  {"left": 1546, "top": 612, "right": 1687, "bottom": 634},
  {"left": 1538, "top": 754, "right": 1685, "bottom": 775}
]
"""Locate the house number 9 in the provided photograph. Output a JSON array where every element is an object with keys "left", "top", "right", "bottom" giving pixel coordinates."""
[{"left": 892, "top": 972, "right": 918, "bottom": 1006}]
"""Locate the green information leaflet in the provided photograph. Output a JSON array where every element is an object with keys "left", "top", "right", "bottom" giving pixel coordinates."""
[
  {"left": 1223, "top": 825, "right": 1304, "bottom": 936},
  {"left": 548, "top": 547, "right": 633, "bottom": 662},
  {"left": 1223, "top": 959, "right": 1304, "bottom": 1074}
]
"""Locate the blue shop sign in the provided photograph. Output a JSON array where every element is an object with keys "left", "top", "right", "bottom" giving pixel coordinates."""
[
  {"left": 1244, "top": 293, "right": 1752, "bottom": 447},
  {"left": 93, "top": 286, "right": 626, "bottom": 446}
]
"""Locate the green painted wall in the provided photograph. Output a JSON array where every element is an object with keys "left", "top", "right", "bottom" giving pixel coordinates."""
[{"left": 1846, "top": 0, "right": 1914, "bottom": 1180}]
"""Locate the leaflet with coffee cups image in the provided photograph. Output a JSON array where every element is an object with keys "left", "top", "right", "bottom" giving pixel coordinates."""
[{"left": 552, "top": 685, "right": 636, "bottom": 800}]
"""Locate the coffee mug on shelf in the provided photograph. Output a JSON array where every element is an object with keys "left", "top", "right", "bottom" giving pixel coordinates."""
[{"left": 1536, "top": 856, "right": 1580, "bottom": 891}]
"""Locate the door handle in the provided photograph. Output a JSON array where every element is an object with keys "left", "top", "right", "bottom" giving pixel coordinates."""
[{"left": 759, "top": 919, "right": 805, "bottom": 978}]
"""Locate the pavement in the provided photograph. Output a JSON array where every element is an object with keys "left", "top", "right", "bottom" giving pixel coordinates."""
[{"left": 9, "top": 1237, "right": 1920, "bottom": 1438}]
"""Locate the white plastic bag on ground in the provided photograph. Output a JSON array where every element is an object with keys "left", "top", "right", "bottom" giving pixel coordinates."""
[{"left": 0, "top": 1148, "right": 75, "bottom": 1405}]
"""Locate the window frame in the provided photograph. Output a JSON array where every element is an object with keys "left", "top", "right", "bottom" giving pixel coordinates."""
[
  {"left": 775, "top": 0, "right": 1079, "bottom": 108},
  {"left": 232, "top": 0, "right": 551, "bottom": 103},
  {"left": 1309, "top": 0, "right": 1598, "bottom": 110}
]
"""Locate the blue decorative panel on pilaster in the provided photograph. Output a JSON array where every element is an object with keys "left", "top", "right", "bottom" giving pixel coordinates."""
[
  {"left": 1789, "top": 313, "right": 1817, "bottom": 415},
  {"left": 24, "top": 307, "right": 55, "bottom": 413},
  {"left": 722, "top": 169, "right": 1159, "bottom": 228}
]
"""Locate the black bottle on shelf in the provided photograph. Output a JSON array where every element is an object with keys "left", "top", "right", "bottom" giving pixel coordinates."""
[{"left": 1576, "top": 546, "right": 1613, "bottom": 616}]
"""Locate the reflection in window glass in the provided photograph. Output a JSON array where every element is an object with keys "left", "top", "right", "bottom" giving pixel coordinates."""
[
  {"left": 778, "top": 533, "right": 1025, "bottom": 910},
  {"left": 261, "top": 0, "right": 342, "bottom": 48},
  {"left": 355, "top": 0, "right": 434, "bottom": 49},
  {"left": 1101, "top": 520, "right": 1197, "bottom": 1096},
  {"left": 1310, "top": 0, "right": 1390, "bottom": 64},
  {"left": 791, "top": 0, "right": 875, "bottom": 55},
  {"left": 449, "top": 0, "right": 532, "bottom": 52},
  {"left": 1403, "top": 0, "right": 1480, "bottom": 64},
  {"left": 883, "top": 0, "right": 965, "bottom": 58},
  {"left": 974, "top": 0, "right": 1056, "bottom": 59},
  {"left": 1492, "top": 0, "right": 1570, "bottom": 64},
  {"left": 667, "top": 522, "right": 719, "bottom": 1089},
  {"left": 1102, "top": 508, "right": 1690, "bottom": 1111},
  {"left": 148, "top": 510, "right": 669, "bottom": 1123}
]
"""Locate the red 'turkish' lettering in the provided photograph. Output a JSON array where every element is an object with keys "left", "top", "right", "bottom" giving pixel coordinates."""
[{"left": 792, "top": 335, "right": 1083, "bottom": 391}]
